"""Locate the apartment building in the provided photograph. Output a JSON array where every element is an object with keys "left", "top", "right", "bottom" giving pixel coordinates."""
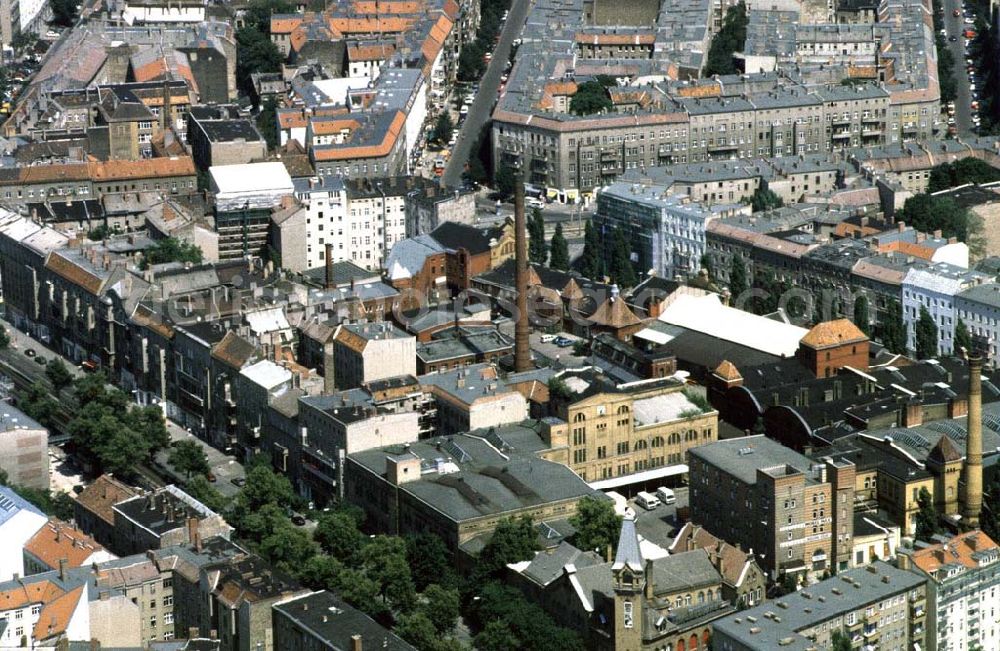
[
  {"left": 111, "top": 485, "right": 233, "bottom": 556},
  {"left": 593, "top": 183, "right": 721, "bottom": 279},
  {"left": 712, "top": 561, "right": 927, "bottom": 651},
  {"left": 955, "top": 282, "right": 1000, "bottom": 364},
  {"left": 901, "top": 530, "right": 1000, "bottom": 651},
  {"left": 688, "top": 435, "right": 856, "bottom": 580},
  {"left": 542, "top": 368, "right": 717, "bottom": 486},
  {"left": 331, "top": 322, "right": 416, "bottom": 389},
  {"left": 902, "top": 263, "right": 988, "bottom": 357}
]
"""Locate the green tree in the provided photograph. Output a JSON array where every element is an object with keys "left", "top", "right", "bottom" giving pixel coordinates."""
[
  {"left": 927, "top": 158, "right": 1000, "bottom": 193},
  {"left": 168, "top": 440, "right": 211, "bottom": 479},
  {"left": 396, "top": 611, "right": 439, "bottom": 649},
  {"left": 361, "top": 535, "right": 416, "bottom": 612},
  {"left": 314, "top": 511, "right": 366, "bottom": 562},
  {"left": 898, "top": 194, "right": 973, "bottom": 242},
  {"left": 474, "top": 620, "right": 521, "bottom": 651},
  {"left": 335, "top": 567, "right": 387, "bottom": 620},
  {"left": 0, "top": 327, "right": 9, "bottom": 350},
  {"left": 184, "top": 476, "right": 229, "bottom": 513},
  {"left": 494, "top": 164, "right": 516, "bottom": 198},
  {"left": 432, "top": 111, "right": 454, "bottom": 145},
  {"left": 569, "top": 496, "right": 621, "bottom": 555},
  {"left": 528, "top": 207, "right": 547, "bottom": 264},
  {"left": 236, "top": 27, "right": 284, "bottom": 96},
  {"left": 916, "top": 305, "right": 939, "bottom": 359},
  {"left": 569, "top": 81, "right": 612, "bottom": 116},
  {"left": 475, "top": 516, "right": 538, "bottom": 581},
  {"left": 832, "top": 630, "right": 852, "bottom": 651},
  {"left": 880, "top": 299, "right": 907, "bottom": 355},
  {"left": 704, "top": 2, "right": 748, "bottom": 76},
  {"left": 141, "top": 237, "right": 203, "bottom": 269},
  {"left": 406, "top": 533, "right": 455, "bottom": 591},
  {"left": 44, "top": 359, "right": 73, "bottom": 391},
  {"left": 233, "top": 464, "right": 297, "bottom": 512},
  {"left": 259, "top": 524, "right": 316, "bottom": 574},
  {"left": 608, "top": 226, "right": 637, "bottom": 288},
  {"left": 914, "top": 487, "right": 941, "bottom": 541},
  {"left": 955, "top": 318, "right": 973, "bottom": 356},
  {"left": 750, "top": 186, "right": 784, "bottom": 212},
  {"left": 420, "top": 584, "right": 460, "bottom": 635},
  {"left": 579, "top": 220, "right": 602, "bottom": 279},
  {"left": 49, "top": 0, "right": 78, "bottom": 26},
  {"left": 256, "top": 97, "right": 279, "bottom": 149},
  {"left": 243, "top": 0, "right": 296, "bottom": 32},
  {"left": 981, "top": 473, "right": 1000, "bottom": 542},
  {"left": 549, "top": 223, "right": 569, "bottom": 270},
  {"left": 729, "top": 255, "right": 749, "bottom": 301},
  {"left": 853, "top": 294, "right": 871, "bottom": 337},
  {"left": 17, "top": 382, "right": 59, "bottom": 429}
]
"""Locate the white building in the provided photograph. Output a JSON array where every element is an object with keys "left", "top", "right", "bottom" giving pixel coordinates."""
[
  {"left": 121, "top": 0, "right": 206, "bottom": 24},
  {"left": 956, "top": 282, "right": 1000, "bottom": 365},
  {"left": 906, "top": 530, "right": 1000, "bottom": 651},
  {"left": 209, "top": 162, "right": 294, "bottom": 212},
  {"left": 594, "top": 182, "right": 723, "bottom": 279},
  {"left": 902, "top": 263, "right": 988, "bottom": 357},
  {"left": 0, "top": 486, "right": 48, "bottom": 582},
  {"left": 343, "top": 180, "right": 409, "bottom": 271},
  {"left": 293, "top": 176, "right": 348, "bottom": 271},
  {"left": 0, "top": 402, "right": 48, "bottom": 491},
  {"left": 0, "top": 574, "right": 90, "bottom": 648}
]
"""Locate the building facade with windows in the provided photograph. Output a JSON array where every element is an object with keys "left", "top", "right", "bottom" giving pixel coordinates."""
[
  {"left": 902, "top": 530, "right": 1000, "bottom": 651},
  {"left": 688, "top": 435, "right": 856, "bottom": 581}
]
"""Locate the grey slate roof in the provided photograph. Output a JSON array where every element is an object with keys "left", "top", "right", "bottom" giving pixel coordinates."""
[
  {"left": 712, "top": 561, "right": 925, "bottom": 651},
  {"left": 688, "top": 435, "right": 818, "bottom": 485},
  {"left": 612, "top": 518, "right": 644, "bottom": 572}
]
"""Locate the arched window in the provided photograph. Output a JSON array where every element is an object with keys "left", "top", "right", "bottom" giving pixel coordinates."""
[
  {"left": 617, "top": 405, "right": 630, "bottom": 415},
  {"left": 702, "top": 630, "right": 711, "bottom": 647},
  {"left": 690, "top": 633, "right": 699, "bottom": 650},
  {"left": 652, "top": 436, "right": 664, "bottom": 447},
  {"left": 677, "top": 640, "right": 685, "bottom": 651},
  {"left": 574, "top": 413, "right": 586, "bottom": 423},
  {"left": 635, "top": 440, "right": 648, "bottom": 451},
  {"left": 697, "top": 591, "right": 705, "bottom": 604}
]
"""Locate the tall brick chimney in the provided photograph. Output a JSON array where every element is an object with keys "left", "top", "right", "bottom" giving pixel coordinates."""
[
  {"left": 963, "top": 352, "right": 984, "bottom": 527},
  {"left": 513, "top": 177, "right": 531, "bottom": 373}
]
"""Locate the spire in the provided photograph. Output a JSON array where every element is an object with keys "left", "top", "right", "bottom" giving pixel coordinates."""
[{"left": 612, "top": 517, "right": 643, "bottom": 573}]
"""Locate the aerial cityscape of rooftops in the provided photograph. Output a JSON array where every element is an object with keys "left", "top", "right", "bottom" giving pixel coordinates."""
[{"left": 6, "top": 0, "right": 1000, "bottom": 647}]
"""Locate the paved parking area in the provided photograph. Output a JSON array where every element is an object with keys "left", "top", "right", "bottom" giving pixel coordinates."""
[
  {"left": 631, "top": 487, "right": 690, "bottom": 549},
  {"left": 530, "top": 332, "right": 588, "bottom": 367}
]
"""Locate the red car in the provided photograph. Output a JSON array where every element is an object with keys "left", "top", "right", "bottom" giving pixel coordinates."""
[{"left": 953, "top": 8, "right": 961, "bottom": 16}]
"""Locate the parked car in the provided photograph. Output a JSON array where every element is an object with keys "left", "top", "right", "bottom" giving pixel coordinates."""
[
  {"left": 655, "top": 487, "right": 676, "bottom": 505},
  {"left": 23, "top": 348, "right": 36, "bottom": 357},
  {"left": 291, "top": 514, "right": 307, "bottom": 526},
  {"left": 34, "top": 356, "right": 47, "bottom": 366},
  {"left": 636, "top": 491, "right": 661, "bottom": 510},
  {"left": 554, "top": 336, "right": 574, "bottom": 347},
  {"left": 231, "top": 477, "right": 246, "bottom": 487}
]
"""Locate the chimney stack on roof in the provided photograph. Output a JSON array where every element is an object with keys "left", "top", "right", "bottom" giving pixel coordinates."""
[
  {"left": 513, "top": 178, "right": 531, "bottom": 373},
  {"left": 963, "top": 352, "right": 984, "bottom": 527}
]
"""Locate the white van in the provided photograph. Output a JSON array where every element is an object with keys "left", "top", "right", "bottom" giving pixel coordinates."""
[
  {"left": 540, "top": 333, "right": 557, "bottom": 343},
  {"left": 636, "top": 491, "right": 661, "bottom": 510},
  {"left": 526, "top": 197, "right": 544, "bottom": 209},
  {"left": 605, "top": 491, "right": 631, "bottom": 517},
  {"left": 656, "top": 487, "right": 676, "bottom": 505}
]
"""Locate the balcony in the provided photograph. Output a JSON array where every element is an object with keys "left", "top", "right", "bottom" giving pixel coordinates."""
[
  {"left": 832, "top": 131, "right": 851, "bottom": 140},
  {"left": 831, "top": 116, "right": 851, "bottom": 125},
  {"left": 902, "top": 122, "right": 919, "bottom": 132},
  {"left": 708, "top": 142, "right": 739, "bottom": 152},
  {"left": 861, "top": 128, "right": 882, "bottom": 137}
]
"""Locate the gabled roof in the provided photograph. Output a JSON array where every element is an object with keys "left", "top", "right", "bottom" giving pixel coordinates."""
[
  {"left": 33, "top": 585, "right": 85, "bottom": 641},
  {"left": 0, "top": 485, "right": 46, "bottom": 527},
  {"left": 24, "top": 520, "right": 107, "bottom": 570},
  {"left": 800, "top": 318, "right": 868, "bottom": 349},
  {"left": 211, "top": 331, "right": 258, "bottom": 369}
]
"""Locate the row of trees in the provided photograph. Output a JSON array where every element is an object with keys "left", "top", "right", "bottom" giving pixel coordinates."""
[
  {"left": 526, "top": 208, "right": 570, "bottom": 270},
  {"left": 184, "top": 457, "right": 591, "bottom": 650},
  {"left": 578, "top": 221, "right": 637, "bottom": 286},
  {"left": 457, "top": 0, "right": 512, "bottom": 81},
  {"left": 727, "top": 257, "right": 910, "bottom": 353},
  {"left": 927, "top": 158, "right": 1000, "bottom": 193},
  {"left": 931, "top": 0, "right": 957, "bottom": 105}
]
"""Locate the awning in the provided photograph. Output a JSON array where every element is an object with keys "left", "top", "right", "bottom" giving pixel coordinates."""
[{"left": 589, "top": 464, "right": 688, "bottom": 490}]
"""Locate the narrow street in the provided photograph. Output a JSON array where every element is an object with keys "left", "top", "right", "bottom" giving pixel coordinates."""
[
  {"left": 944, "top": 0, "right": 974, "bottom": 135},
  {"left": 442, "top": 0, "right": 531, "bottom": 187}
]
